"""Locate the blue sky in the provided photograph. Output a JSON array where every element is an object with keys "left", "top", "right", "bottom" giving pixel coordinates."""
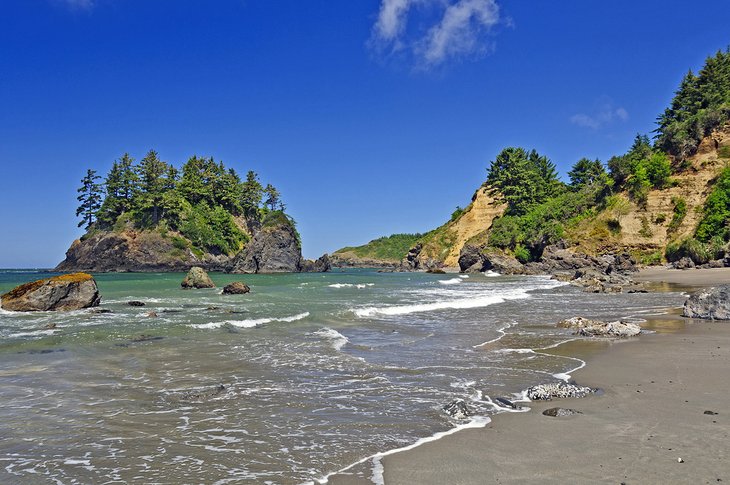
[{"left": 1, "top": 0, "right": 729, "bottom": 267}]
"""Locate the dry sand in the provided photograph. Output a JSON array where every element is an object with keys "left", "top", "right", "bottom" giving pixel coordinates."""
[{"left": 329, "top": 268, "right": 730, "bottom": 484}]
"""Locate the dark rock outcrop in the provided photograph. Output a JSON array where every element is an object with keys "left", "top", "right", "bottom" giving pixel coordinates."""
[
  {"left": 301, "top": 254, "right": 332, "bottom": 273},
  {"left": 222, "top": 282, "right": 251, "bottom": 295},
  {"left": 55, "top": 230, "right": 231, "bottom": 272},
  {"left": 683, "top": 285, "right": 730, "bottom": 320},
  {"left": 525, "top": 382, "right": 596, "bottom": 401},
  {"left": 181, "top": 267, "right": 215, "bottom": 289},
  {"left": 557, "top": 316, "right": 642, "bottom": 337},
  {"left": 128, "top": 300, "right": 146, "bottom": 307},
  {"left": 1, "top": 273, "right": 101, "bottom": 312},
  {"left": 401, "top": 244, "right": 423, "bottom": 271},
  {"left": 674, "top": 257, "right": 696, "bottom": 270},
  {"left": 230, "top": 223, "right": 302, "bottom": 273},
  {"left": 458, "top": 245, "right": 524, "bottom": 274}
]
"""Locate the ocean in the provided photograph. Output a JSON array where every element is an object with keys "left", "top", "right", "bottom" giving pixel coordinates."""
[{"left": 0, "top": 269, "right": 687, "bottom": 484}]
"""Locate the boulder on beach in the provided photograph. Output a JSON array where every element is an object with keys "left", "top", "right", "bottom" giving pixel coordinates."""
[
  {"left": 557, "top": 316, "right": 642, "bottom": 337},
  {"left": 0, "top": 272, "right": 101, "bottom": 312},
  {"left": 683, "top": 285, "right": 730, "bottom": 320},
  {"left": 542, "top": 407, "right": 582, "bottom": 417},
  {"left": 181, "top": 266, "right": 215, "bottom": 289},
  {"left": 222, "top": 281, "right": 251, "bottom": 295},
  {"left": 525, "top": 381, "right": 596, "bottom": 401}
]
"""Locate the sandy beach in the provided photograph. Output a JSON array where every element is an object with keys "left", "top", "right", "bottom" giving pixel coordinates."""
[{"left": 330, "top": 267, "right": 730, "bottom": 484}]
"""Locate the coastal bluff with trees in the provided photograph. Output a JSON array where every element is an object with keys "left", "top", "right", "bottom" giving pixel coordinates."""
[
  {"left": 335, "top": 48, "right": 730, "bottom": 274},
  {"left": 57, "top": 152, "right": 330, "bottom": 273}
]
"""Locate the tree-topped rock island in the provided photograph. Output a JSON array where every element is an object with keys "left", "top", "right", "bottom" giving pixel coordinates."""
[{"left": 56, "top": 152, "right": 330, "bottom": 273}]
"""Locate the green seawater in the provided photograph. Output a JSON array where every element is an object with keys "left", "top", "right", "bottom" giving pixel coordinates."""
[{"left": 0, "top": 269, "right": 687, "bottom": 483}]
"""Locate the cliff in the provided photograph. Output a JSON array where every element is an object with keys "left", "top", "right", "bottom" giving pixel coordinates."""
[
  {"left": 56, "top": 214, "right": 330, "bottom": 274},
  {"left": 56, "top": 229, "right": 232, "bottom": 272}
]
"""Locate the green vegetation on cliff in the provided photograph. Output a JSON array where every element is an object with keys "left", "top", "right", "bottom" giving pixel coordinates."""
[
  {"left": 336, "top": 47, "right": 730, "bottom": 267},
  {"left": 335, "top": 233, "right": 424, "bottom": 262},
  {"left": 76, "top": 150, "right": 287, "bottom": 256},
  {"left": 657, "top": 48, "right": 730, "bottom": 159}
]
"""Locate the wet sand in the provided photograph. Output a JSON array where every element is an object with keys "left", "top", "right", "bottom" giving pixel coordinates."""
[{"left": 330, "top": 268, "right": 730, "bottom": 484}]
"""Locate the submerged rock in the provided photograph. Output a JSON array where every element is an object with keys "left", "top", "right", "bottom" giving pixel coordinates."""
[
  {"left": 177, "top": 384, "right": 227, "bottom": 402},
  {"left": 557, "top": 316, "right": 641, "bottom": 337},
  {"left": 525, "top": 382, "right": 596, "bottom": 401},
  {"left": 494, "top": 397, "right": 522, "bottom": 410},
  {"left": 181, "top": 266, "right": 216, "bottom": 289},
  {"left": 683, "top": 285, "right": 730, "bottom": 320},
  {"left": 222, "top": 281, "right": 251, "bottom": 295},
  {"left": 443, "top": 399, "right": 473, "bottom": 419},
  {"left": 543, "top": 407, "right": 583, "bottom": 417},
  {"left": 1, "top": 273, "right": 101, "bottom": 312},
  {"left": 128, "top": 300, "right": 146, "bottom": 307}
]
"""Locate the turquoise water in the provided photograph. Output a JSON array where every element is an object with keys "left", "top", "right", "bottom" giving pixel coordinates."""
[{"left": 0, "top": 269, "right": 687, "bottom": 483}]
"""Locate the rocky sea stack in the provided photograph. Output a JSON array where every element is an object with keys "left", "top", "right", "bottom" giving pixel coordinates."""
[
  {"left": 1, "top": 273, "right": 101, "bottom": 312},
  {"left": 57, "top": 152, "right": 331, "bottom": 274}
]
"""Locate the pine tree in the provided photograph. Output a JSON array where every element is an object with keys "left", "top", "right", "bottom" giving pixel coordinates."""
[
  {"left": 568, "top": 158, "right": 606, "bottom": 188},
  {"left": 75, "top": 169, "right": 102, "bottom": 229},
  {"left": 264, "top": 183, "right": 283, "bottom": 211},
  {"left": 137, "top": 149, "right": 169, "bottom": 225},
  {"left": 241, "top": 170, "right": 264, "bottom": 218}
]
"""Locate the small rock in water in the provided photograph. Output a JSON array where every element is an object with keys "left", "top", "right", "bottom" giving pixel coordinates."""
[
  {"left": 128, "top": 301, "right": 146, "bottom": 307},
  {"left": 525, "top": 381, "right": 596, "bottom": 401},
  {"left": 44, "top": 322, "right": 57, "bottom": 329},
  {"left": 146, "top": 311, "right": 158, "bottom": 318},
  {"left": 443, "top": 399, "right": 472, "bottom": 419},
  {"left": 678, "top": 457, "right": 684, "bottom": 463},
  {"left": 130, "top": 334, "right": 163, "bottom": 343},
  {"left": 222, "top": 282, "right": 251, "bottom": 295},
  {"left": 704, "top": 410, "right": 719, "bottom": 415},
  {"left": 181, "top": 266, "right": 216, "bottom": 289},
  {"left": 90, "top": 308, "right": 113, "bottom": 314},
  {"left": 542, "top": 407, "right": 582, "bottom": 417}
]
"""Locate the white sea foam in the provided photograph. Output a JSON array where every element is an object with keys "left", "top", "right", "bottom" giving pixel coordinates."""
[
  {"left": 437, "top": 278, "right": 462, "bottom": 285},
  {"left": 484, "top": 270, "right": 501, "bottom": 277},
  {"left": 9, "top": 329, "right": 58, "bottom": 338},
  {"left": 312, "top": 328, "right": 349, "bottom": 351},
  {"left": 354, "top": 293, "right": 518, "bottom": 318},
  {"left": 192, "top": 312, "right": 310, "bottom": 329},
  {"left": 458, "top": 275, "right": 469, "bottom": 279},
  {"left": 315, "top": 416, "right": 491, "bottom": 484},
  {"left": 493, "top": 348, "right": 536, "bottom": 354},
  {"left": 328, "top": 283, "right": 374, "bottom": 289}
]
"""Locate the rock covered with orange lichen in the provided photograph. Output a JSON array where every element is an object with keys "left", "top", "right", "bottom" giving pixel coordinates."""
[{"left": 1, "top": 272, "right": 101, "bottom": 312}]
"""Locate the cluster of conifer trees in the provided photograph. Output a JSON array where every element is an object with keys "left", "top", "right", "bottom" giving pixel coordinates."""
[
  {"left": 484, "top": 48, "right": 729, "bottom": 263},
  {"left": 76, "top": 150, "right": 285, "bottom": 255}
]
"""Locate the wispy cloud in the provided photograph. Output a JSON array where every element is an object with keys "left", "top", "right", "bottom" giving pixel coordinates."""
[
  {"left": 570, "top": 99, "right": 629, "bottom": 130},
  {"left": 55, "top": 0, "right": 95, "bottom": 10},
  {"left": 370, "top": 0, "right": 502, "bottom": 69}
]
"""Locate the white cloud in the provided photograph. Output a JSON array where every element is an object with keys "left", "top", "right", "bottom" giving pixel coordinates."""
[
  {"left": 54, "top": 0, "right": 95, "bottom": 10},
  {"left": 570, "top": 99, "right": 629, "bottom": 130},
  {"left": 370, "top": 0, "right": 502, "bottom": 68}
]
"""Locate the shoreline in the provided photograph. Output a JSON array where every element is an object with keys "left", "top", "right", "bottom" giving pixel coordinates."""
[{"left": 328, "top": 267, "right": 730, "bottom": 484}]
